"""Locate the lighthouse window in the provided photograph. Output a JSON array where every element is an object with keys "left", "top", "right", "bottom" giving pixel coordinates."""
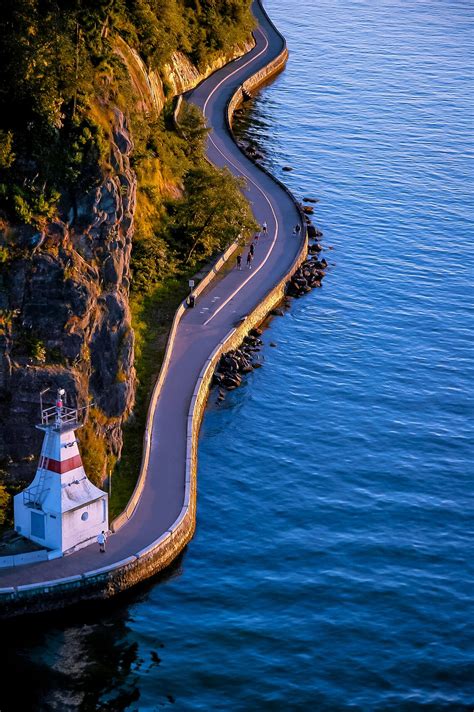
[{"left": 81, "top": 511, "right": 89, "bottom": 522}]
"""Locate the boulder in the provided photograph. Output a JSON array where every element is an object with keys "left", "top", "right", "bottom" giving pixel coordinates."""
[{"left": 307, "top": 224, "right": 323, "bottom": 239}]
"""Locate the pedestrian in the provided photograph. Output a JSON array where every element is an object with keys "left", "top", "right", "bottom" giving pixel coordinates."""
[
  {"left": 262, "top": 221, "right": 267, "bottom": 234},
  {"left": 293, "top": 223, "right": 301, "bottom": 236},
  {"left": 97, "top": 530, "right": 107, "bottom": 553},
  {"left": 249, "top": 243, "right": 255, "bottom": 257},
  {"left": 254, "top": 231, "right": 260, "bottom": 244},
  {"left": 247, "top": 251, "right": 253, "bottom": 269},
  {"left": 236, "top": 254, "right": 242, "bottom": 270}
]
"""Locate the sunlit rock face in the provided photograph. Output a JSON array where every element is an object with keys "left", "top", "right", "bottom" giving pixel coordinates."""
[
  {"left": 0, "top": 107, "right": 137, "bottom": 481},
  {"left": 0, "top": 36, "right": 254, "bottom": 485}
]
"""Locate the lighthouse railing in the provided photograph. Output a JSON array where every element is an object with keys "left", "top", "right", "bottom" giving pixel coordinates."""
[{"left": 40, "top": 405, "right": 78, "bottom": 427}]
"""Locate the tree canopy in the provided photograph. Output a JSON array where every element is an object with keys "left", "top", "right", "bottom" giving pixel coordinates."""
[{"left": 0, "top": 0, "right": 253, "bottom": 227}]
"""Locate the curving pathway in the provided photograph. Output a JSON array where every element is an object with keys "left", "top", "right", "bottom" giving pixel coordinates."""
[{"left": 0, "top": 0, "right": 304, "bottom": 591}]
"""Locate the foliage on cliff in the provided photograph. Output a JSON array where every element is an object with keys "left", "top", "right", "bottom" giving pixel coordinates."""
[
  {"left": 0, "top": 0, "right": 254, "bottom": 228},
  {"left": 131, "top": 100, "right": 256, "bottom": 294},
  {"left": 0, "top": 0, "right": 256, "bottom": 507}
]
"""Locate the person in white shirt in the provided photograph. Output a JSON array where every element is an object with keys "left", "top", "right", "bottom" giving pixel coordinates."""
[{"left": 97, "top": 530, "right": 107, "bottom": 553}]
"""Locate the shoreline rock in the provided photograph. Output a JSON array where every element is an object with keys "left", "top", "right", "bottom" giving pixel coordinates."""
[
  {"left": 307, "top": 224, "right": 323, "bottom": 239},
  {"left": 212, "top": 333, "right": 264, "bottom": 400},
  {"left": 286, "top": 255, "right": 328, "bottom": 298}
]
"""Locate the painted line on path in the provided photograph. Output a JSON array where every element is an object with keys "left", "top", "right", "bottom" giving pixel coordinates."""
[
  {"left": 202, "top": 133, "right": 280, "bottom": 326},
  {"left": 200, "top": 28, "right": 283, "bottom": 326},
  {"left": 203, "top": 27, "right": 269, "bottom": 114}
]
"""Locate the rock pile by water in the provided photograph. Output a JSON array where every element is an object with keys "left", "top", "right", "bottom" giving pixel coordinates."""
[
  {"left": 307, "top": 224, "right": 323, "bottom": 239},
  {"left": 308, "top": 240, "right": 323, "bottom": 254},
  {"left": 213, "top": 331, "right": 263, "bottom": 400},
  {"left": 286, "top": 255, "right": 328, "bottom": 297}
]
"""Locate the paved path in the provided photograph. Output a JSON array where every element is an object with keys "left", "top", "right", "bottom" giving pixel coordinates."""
[{"left": 0, "top": 0, "right": 303, "bottom": 588}]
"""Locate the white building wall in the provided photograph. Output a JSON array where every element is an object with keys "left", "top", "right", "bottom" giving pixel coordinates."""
[
  {"left": 13, "top": 495, "right": 63, "bottom": 551},
  {"left": 13, "top": 494, "right": 30, "bottom": 539},
  {"left": 62, "top": 496, "right": 108, "bottom": 553},
  {"left": 43, "top": 510, "right": 63, "bottom": 551}
]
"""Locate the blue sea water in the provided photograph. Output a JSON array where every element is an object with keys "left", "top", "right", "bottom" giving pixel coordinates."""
[{"left": 2, "top": 0, "right": 474, "bottom": 710}]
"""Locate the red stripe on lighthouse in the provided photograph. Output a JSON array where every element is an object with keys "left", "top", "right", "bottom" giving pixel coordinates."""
[{"left": 41, "top": 454, "right": 83, "bottom": 474}]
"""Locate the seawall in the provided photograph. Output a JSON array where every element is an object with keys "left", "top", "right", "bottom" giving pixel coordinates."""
[{"left": 0, "top": 2, "right": 308, "bottom": 618}]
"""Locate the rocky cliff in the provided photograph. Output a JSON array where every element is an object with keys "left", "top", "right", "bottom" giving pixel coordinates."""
[
  {"left": 0, "top": 106, "right": 136, "bottom": 484},
  {"left": 0, "top": 37, "right": 253, "bottom": 487}
]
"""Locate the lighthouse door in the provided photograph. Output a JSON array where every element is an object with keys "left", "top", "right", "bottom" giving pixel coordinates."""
[{"left": 31, "top": 511, "right": 45, "bottom": 539}]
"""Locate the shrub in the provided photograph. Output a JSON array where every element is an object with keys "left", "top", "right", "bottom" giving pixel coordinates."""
[
  {"left": 0, "top": 130, "right": 15, "bottom": 170},
  {"left": 30, "top": 339, "right": 47, "bottom": 363},
  {"left": 0, "top": 483, "right": 9, "bottom": 526},
  {"left": 77, "top": 418, "right": 107, "bottom": 488}
]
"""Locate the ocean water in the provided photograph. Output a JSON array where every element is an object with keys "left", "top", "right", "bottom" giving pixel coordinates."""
[{"left": 2, "top": 0, "right": 473, "bottom": 710}]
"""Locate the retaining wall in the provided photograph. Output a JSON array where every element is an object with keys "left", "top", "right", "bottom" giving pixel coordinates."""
[
  {"left": 0, "top": 1, "right": 308, "bottom": 618},
  {"left": 0, "top": 549, "right": 48, "bottom": 569},
  {"left": 111, "top": 236, "right": 240, "bottom": 533}
]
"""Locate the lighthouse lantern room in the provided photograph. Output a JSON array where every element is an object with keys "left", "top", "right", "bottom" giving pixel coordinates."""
[{"left": 14, "top": 389, "right": 108, "bottom": 555}]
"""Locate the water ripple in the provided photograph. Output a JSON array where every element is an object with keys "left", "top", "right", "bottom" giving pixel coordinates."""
[{"left": 2, "top": 0, "right": 473, "bottom": 710}]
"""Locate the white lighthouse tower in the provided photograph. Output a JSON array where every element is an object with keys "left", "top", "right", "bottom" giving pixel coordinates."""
[{"left": 14, "top": 389, "right": 108, "bottom": 555}]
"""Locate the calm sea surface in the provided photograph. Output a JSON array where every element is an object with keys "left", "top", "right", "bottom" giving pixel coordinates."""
[{"left": 2, "top": 0, "right": 473, "bottom": 709}]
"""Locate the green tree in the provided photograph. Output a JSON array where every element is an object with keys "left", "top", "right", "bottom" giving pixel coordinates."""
[
  {"left": 131, "top": 233, "right": 174, "bottom": 294},
  {"left": 175, "top": 102, "right": 209, "bottom": 158},
  {"left": 169, "top": 163, "right": 257, "bottom": 266}
]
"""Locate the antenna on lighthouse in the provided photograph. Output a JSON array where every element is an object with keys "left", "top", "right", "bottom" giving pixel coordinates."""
[
  {"left": 39, "top": 387, "right": 50, "bottom": 419},
  {"left": 55, "top": 387, "right": 65, "bottom": 425}
]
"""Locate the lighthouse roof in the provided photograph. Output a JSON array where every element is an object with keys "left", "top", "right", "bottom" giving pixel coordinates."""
[{"left": 60, "top": 475, "right": 105, "bottom": 513}]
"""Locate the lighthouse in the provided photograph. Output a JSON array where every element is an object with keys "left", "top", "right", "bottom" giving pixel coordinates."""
[{"left": 14, "top": 389, "right": 108, "bottom": 555}]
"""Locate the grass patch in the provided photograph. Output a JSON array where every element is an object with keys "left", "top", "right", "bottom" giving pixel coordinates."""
[{"left": 109, "top": 274, "right": 191, "bottom": 519}]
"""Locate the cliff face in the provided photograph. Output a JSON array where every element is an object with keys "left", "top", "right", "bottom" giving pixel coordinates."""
[
  {"left": 0, "top": 107, "right": 136, "bottom": 482},
  {"left": 0, "top": 39, "right": 252, "bottom": 485},
  {"left": 114, "top": 37, "right": 253, "bottom": 115}
]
